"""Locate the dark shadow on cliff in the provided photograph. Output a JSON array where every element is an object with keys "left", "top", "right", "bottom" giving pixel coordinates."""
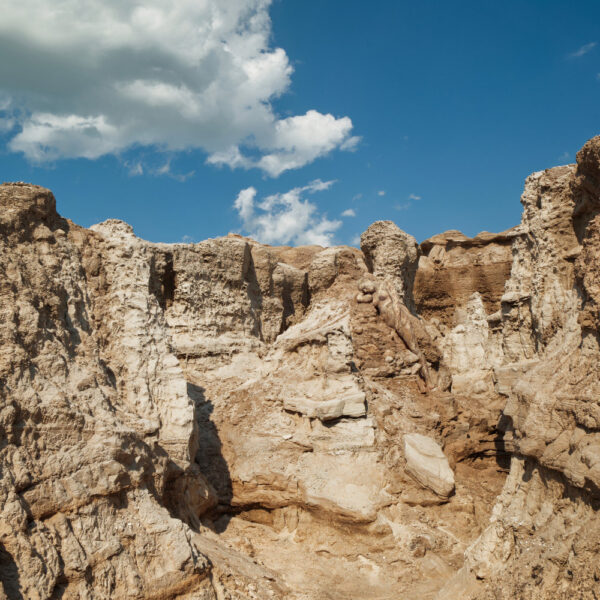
[
  {"left": 243, "top": 248, "right": 265, "bottom": 341},
  {"left": 187, "top": 382, "right": 233, "bottom": 533},
  {"left": 494, "top": 413, "right": 513, "bottom": 471},
  {"left": 0, "top": 543, "right": 23, "bottom": 600}
]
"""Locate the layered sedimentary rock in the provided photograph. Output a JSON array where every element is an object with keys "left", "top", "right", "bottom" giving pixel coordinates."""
[
  {"left": 2, "top": 135, "right": 600, "bottom": 600},
  {"left": 0, "top": 189, "right": 291, "bottom": 600},
  {"left": 437, "top": 137, "right": 600, "bottom": 600}
]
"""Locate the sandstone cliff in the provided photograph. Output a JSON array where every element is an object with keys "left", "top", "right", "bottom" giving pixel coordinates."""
[{"left": 1, "top": 136, "right": 600, "bottom": 600}]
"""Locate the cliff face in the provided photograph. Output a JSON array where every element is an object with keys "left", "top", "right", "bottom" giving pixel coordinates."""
[
  {"left": 438, "top": 137, "right": 600, "bottom": 600},
  {"left": 1, "top": 136, "right": 600, "bottom": 600}
]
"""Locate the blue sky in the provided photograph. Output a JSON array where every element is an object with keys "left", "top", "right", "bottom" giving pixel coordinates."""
[{"left": 0, "top": 0, "right": 598, "bottom": 246}]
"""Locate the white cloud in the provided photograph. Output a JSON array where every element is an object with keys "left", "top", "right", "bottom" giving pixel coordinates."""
[
  {"left": 408, "top": 193, "right": 421, "bottom": 201},
  {"left": 234, "top": 187, "right": 258, "bottom": 223},
  {"left": 232, "top": 111, "right": 357, "bottom": 177},
  {"left": 395, "top": 202, "right": 411, "bottom": 211},
  {"left": 10, "top": 113, "right": 122, "bottom": 160},
  {"left": 233, "top": 179, "right": 341, "bottom": 246},
  {"left": 377, "top": 190, "right": 386, "bottom": 196},
  {"left": 0, "top": 1, "right": 357, "bottom": 176},
  {"left": 341, "top": 208, "right": 356, "bottom": 217},
  {"left": 569, "top": 42, "right": 597, "bottom": 58}
]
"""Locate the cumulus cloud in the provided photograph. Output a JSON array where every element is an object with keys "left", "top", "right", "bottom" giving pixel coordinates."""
[
  {"left": 569, "top": 42, "right": 597, "bottom": 58},
  {"left": 210, "top": 111, "right": 359, "bottom": 177},
  {"left": 341, "top": 208, "right": 356, "bottom": 217},
  {"left": 0, "top": 0, "right": 357, "bottom": 175},
  {"left": 233, "top": 179, "right": 341, "bottom": 246}
]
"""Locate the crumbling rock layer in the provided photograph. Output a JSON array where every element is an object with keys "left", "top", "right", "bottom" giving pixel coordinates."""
[{"left": 2, "top": 135, "right": 600, "bottom": 600}]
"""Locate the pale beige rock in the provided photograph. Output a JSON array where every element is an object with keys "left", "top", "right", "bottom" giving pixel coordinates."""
[
  {"left": 0, "top": 184, "right": 297, "bottom": 600},
  {"left": 361, "top": 220, "right": 419, "bottom": 307},
  {"left": 441, "top": 293, "right": 503, "bottom": 396},
  {"left": 404, "top": 434, "right": 455, "bottom": 497},
  {"left": 283, "top": 392, "right": 366, "bottom": 420}
]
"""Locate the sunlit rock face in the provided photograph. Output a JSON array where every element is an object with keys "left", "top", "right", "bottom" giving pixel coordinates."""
[{"left": 2, "top": 136, "right": 600, "bottom": 600}]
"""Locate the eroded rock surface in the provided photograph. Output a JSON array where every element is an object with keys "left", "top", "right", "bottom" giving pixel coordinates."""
[
  {"left": 404, "top": 434, "right": 455, "bottom": 498},
  {"left": 2, "top": 135, "right": 600, "bottom": 600},
  {"left": 437, "top": 136, "right": 600, "bottom": 599}
]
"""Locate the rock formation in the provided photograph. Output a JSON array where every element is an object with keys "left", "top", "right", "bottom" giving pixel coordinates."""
[{"left": 1, "top": 136, "right": 600, "bottom": 599}]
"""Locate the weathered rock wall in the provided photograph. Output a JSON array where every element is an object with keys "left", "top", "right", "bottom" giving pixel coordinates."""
[
  {"left": 438, "top": 136, "right": 600, "bottom": 600},
  {"left": 3, "top": 134, "right": 600, "bottom": 600},
  {"left": 0, "top": 186, "right": 294, "bottom": 600},
  {"left": 415, "top": 229, "right": 518, "bottom": 327}
]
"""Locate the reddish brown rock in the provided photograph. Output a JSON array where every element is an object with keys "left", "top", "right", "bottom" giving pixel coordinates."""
[{"left": 415, "top": 228, "right": 519, "bottom": 327}]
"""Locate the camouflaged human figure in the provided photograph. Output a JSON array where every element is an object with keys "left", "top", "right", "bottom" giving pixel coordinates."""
[{"left": 357, "top": 276, "right": 432, "bottom": 388}]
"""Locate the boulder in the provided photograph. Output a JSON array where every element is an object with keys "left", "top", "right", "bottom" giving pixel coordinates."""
[{"left": 404, "top": 433, "right": 455, "bottom": 497}]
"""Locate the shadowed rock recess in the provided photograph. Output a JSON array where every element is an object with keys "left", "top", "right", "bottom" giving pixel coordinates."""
[{"left": 1, "top": 137, "right": 600, "bottom": 599}]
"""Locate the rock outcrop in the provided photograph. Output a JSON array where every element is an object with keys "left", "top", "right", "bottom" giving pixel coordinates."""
[
  {"left": 437, "top": 136, "right": 600, "bottom": 599},
  {"left": 404, "top": 434, "right": 455, "bottom": 497},
  {"left": 2, "top": 135, "right": 600, "bottom": 600}
]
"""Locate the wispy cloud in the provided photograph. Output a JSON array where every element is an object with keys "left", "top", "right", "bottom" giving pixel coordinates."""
[
  {"left": 125, "top": 157, "right": 194, "bottom": 182},
  {"left": 377, "top": 190, "right": 386, "bottom": 196},
  {"left": 395, "top": 202, "right": 411, "bottom": 211},
  {"left": 408, "top": 193, "right": 421, "bottom": 201},
  {"left": 0, "top": 117, "right": 15, "bottom": 133},
  {"left": 569, "top": 42, "right": 597, "bottom": 58},
  {"left": 233, "top": 179, "right": 341, "bottom": 246},
  {"left": 558, "top": 151, "right": 571, "bottom": 163},
  {"left": 156, "top": 159, "right": 195, "bottom": 182},
  {"left": 126, "top": 161, "right": 144, "bottom": 176},
  {"left": 181, "top": 235, "right": 194, "bottom": 243},
  {"left": 341, "top": 208, "right": 356, "bottom": 217},
  {"left": 0, "top": 97, "right": 15, "bottom": 133},
  {"left": 352, "top": 193, "right": 363, "bottom": 201}
]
